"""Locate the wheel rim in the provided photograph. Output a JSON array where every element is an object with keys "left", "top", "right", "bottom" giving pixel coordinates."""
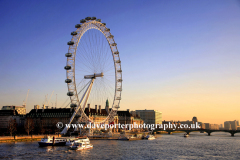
[{"left": 65, "top": 18, "right": 122, "bottom": 125}]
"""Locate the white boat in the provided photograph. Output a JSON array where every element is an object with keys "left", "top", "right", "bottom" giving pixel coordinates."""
[
  {"left": 118, "top": 134, "right": 130, "bottom": 140},
  {"left": 184, "top": 134, "right": 189, "bottom": 137},
  {"left": 38, "top": 136, "right": 66, "bottom": 146},
  {"left": 118, "top": 134, "right": 142, "bottom": 141},
  {"left": 69, "top": 141, "right": 93, "bottom": 150},
  {"left": 65, "top": 137, "right": 90, "bottom": 146},
  {"left": 65, "top": 137, "right": 78, "bottom": 146},
  {"left": 144, "top": 135, "right": 156, "bottom": 140}
]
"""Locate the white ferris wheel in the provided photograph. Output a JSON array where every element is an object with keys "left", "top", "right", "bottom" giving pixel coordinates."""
[{"left": 61, "top": 17, "right": 122, "bottom": 134}]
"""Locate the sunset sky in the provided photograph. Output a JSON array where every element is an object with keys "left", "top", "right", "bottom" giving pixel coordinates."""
[{"left": 0, "top": 0, "right": 239, "bottom": 124}]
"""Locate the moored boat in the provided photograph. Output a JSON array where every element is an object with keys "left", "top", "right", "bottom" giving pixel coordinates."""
[
  {"left": 118, "top": 134, "right": 142, "bottom": 141},
  {"left": 128, "top": 135, "right": 142, "bottom": 141},
  {"left": 69, "top": 140, "right": 93, "bottom": 150},
  {"left": 143, "top": 135, "right": 156, "bottom": 140},
  {"left": 38, "top": 136, "right": 66, "bottom": 146},
  {"left": 118, "top": 135, "right": 130, "bottom": 140},
  {"left": 66, "top": 137, "right": 90, "bottom": 146}
]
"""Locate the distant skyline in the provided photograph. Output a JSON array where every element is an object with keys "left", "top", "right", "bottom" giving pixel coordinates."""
[{"left": 0, "top": 0, "right": 239, "bottom": 124}]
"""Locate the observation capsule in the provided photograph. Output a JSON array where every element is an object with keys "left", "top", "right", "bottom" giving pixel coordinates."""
[
  {"left": 117, "top": 69, "right": 122, "bottom": 72},
  {"left": 80, "top": 19, "right": 86, "bottom": 23},
  {"left": 65, "top": 53, "right": 72, "bottom": 57},
  {"left": 108, "top": 35, "right": 114, "bottom": 38},
  {"left": 71, "top": 31, "right": 77, "bottom": 36},
  {"left": 115, "top": 60, "right": 121, "bottom": 63},
  {"left": 65, "top": 79, "right": 72, "bottom": 83},
  {"left": 67, "top": 41, "right": 74, "bottom": 45},
  {"left": 114, "top": 105, "right": 120, "bottom": 108},
  {"left": 75, "top": 24, "right": 81, "bottom": 28},
  {"left": 70, "top": 104, "right": 77, "bottom": 108},
  {"left": 111, "top": 43, "right": 117, "bottom": 46},
  {"left": 117, "top": 88, "right": 122, "bottom": 91},
  {"left": 105, "top": 28, "right": 110, "bottom": 32},
  {"left": 91, "top": 17, "right": 96, "bottom": 20},
  {"left": 117, "top": 79, "right": 123, "bottom": 82},
  {"left": 85, "top": 17, "right": 91, "bottom": 20},
  {"left": 96, "top": 19, "right": 101, "bottom": 22},
  {"left": 102, "top": 23, "right": 106, "bottom": 26},
  {"left": 67, "top": 92, "right": 74, "bottom": 96},
  {"left": 64, "top": 66, "right": 71, "bottom": 70}
]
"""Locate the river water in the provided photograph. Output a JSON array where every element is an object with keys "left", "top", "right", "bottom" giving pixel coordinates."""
[{"left": 0, "top": 132, "right": 240, "bottom": 160}]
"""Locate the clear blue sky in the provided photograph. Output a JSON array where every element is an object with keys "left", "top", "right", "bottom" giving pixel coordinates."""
[{"left": 0, "top": 0, "right": 240, "bottom": 124}]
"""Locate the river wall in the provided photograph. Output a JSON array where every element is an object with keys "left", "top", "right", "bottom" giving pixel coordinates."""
[{"left": 0, "top": 134, "right": 61, "bottom": 142}]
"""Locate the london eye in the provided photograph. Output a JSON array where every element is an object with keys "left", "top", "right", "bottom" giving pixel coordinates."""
[{"left": 61, "top": 17, "right": 122, "bottom": 134}]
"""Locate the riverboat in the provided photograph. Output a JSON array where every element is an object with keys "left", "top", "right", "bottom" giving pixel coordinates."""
[
  {"left": 66, "top": 137, "right": 90, "bottom": 146},
  {"left": 38, "top": 136, "right": 66, "bottom": 146},
  {"left": 184, "top": 134, "right": 189, "bottom": 137},
  {"left": 118, "top": 135, "right": 129, "bottom": 140},
  {"left": 69, "top": 140, "right": 93, "bottom": 150},
  {"left": 143, "top": 135, "right": 156, "bottom": 140},
  {"left": 118, "top": 135, "right": 142, "bottom": 141}
]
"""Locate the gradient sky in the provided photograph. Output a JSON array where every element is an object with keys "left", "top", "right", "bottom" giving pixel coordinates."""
[{"left": 0, "top": 0, "right": 239, "bottom": 124}]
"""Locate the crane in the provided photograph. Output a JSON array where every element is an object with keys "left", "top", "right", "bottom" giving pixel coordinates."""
[
  {"left": 22, "top": 89, "right": 30, "bottom": 108},
  {"left": 44, "top": 94, "right": 48, "bottom": 106},
  {"left": 47, "top": 91, "right": 54, "bottom": 107},
  {"left": 41, "top": 94, "right": 49, "bottom": 109},
  {"left": 55, "top": 94, "right": 57, "bottom": 108}
]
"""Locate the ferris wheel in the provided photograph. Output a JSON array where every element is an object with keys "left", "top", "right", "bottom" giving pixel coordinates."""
[{"left": 61, "top": 17, "right": 122, "bottom": 134}]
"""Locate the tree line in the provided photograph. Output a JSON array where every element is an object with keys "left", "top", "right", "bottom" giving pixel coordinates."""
[{"left": 6, "top": 118, "right": 59, "bottom": 136}]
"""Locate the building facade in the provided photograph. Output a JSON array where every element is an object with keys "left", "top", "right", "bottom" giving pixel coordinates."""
[
  {"left": 25, "top": 101, "right": 144, "bottom": 134},
  {"left": 0, "top": 110, "right": 21, "bottom": 133},
  {"left": 135, "top": 110, "right": 162, "bottom": 125},
  {"left": 117, "top": 110, "right": 144, "bottom": 132},
  {"left": 224, "top": 120, "right": 239, "bottom": 130},
  {"left": 2, "top": 106, "right": 26, "bottom": 115}
]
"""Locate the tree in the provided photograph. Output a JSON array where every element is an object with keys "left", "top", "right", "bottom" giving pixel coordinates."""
[
  {"left": 34, "top": 119, "right": 45, "bottom": 135},
  {"left": 8, "top": 118, "right": 17, "bottom": 136},
  {"left": 39, "top": 119, "right": 45, "bottom": 135},
  {"left": 25, "top": 118, "right": 34, "bottom": 135},
  {"left": 51, "top": 118, "right": 58, "bottom": 134}
]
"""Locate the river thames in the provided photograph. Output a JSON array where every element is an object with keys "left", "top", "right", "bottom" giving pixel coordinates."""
[{"left": 0, "top": 132, "right": 240, "bottom": 160}]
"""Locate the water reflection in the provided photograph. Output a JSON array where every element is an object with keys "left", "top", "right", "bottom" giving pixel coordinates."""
[{"left": 0, "top": 133, "right": 240, "bottom": 159}]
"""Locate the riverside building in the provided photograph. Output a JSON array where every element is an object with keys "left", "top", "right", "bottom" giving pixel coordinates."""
[
  {"left": 0, "top": 110, "right": 22, "bottom": 133},
  {"left": 224, "top": 120, "right": 239, "bottom": 130},
  {"left": 0, "top": 106, "right": 25, "bottom": 133},
  {"left": 25, "top": 100, "right": 143, "bottom": 134},
  {"left": 135, "top": 110, "right": 162, "bottom": 125},
  {"left": 2, "top": 105, "right": 26, "bottom": 115}
]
